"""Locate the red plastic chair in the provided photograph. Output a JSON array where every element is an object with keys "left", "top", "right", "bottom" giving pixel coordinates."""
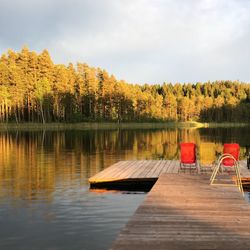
[
  {"left": 179, "top": 143, "right": 198, "bottom": 171},
  {"left": 210, "top": 143, "right": 243, "bottom": 194},
  {"left": 222, "top": 143, "right": 240, "bottom": 167}
]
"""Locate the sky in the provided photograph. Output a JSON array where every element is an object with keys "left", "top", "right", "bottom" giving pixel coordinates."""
[{"left": 0, "top": 0, "right": 250, "bottom": 84}]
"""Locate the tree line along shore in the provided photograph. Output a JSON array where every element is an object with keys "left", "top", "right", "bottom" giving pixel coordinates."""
[{"left": 0, "top": 47, "right": 249, "bottom": 124}]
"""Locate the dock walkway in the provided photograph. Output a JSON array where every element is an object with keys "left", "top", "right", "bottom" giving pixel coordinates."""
[{"left": 111, "top": 174, "right": 250, "bottom": 250}]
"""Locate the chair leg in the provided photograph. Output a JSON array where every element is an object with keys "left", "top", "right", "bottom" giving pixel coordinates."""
[{"left": 197, "top": 162, "right": 200, "bottom": 174}]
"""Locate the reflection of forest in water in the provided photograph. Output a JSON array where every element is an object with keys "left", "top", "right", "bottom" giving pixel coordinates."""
[{"left": 0, "top": 127, "right": 249, "bottom": 200}]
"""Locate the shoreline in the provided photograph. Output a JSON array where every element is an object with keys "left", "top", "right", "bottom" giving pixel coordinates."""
[{"left": 0, "top": 121, "right": 249, "bottom": 131}]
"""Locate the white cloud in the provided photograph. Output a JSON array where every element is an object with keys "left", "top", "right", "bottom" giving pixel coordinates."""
[{"left": 0, "top": 0, "right": 250, "bottom": 83}]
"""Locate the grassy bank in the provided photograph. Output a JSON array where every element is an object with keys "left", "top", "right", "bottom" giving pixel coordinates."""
[
  {"left": 0, "top": 121, "right": 203, "bottom": 131},
  {"left": 202, "top": 122, "right": 250, "bottom": 128},
  {"left": 0, "top": 121, "right": 249, "bottom": 131}
]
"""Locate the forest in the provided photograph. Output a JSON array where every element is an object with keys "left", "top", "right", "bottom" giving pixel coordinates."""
[{"left": 0, "top": 47, "right": 249, "bottom": 123}]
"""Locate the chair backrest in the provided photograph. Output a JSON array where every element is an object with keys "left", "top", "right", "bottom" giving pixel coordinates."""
[
  {"left": 180, "top": 143, "right": 196, "bottom": 164},
  {"left": 223, "top": 143, "right": 240, "bottom": 166}
]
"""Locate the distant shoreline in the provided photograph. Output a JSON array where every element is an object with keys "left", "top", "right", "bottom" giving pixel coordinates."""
[{"left": 0, "top": 121, "right": 249, "bottom": 131}]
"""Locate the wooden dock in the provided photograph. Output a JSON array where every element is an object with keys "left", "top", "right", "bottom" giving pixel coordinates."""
[
  {"left": 89, "top": 160, "right": 250, "bottom": 189},
  {"left": 89, "top": 160, "right": 179, "bottom": 189},
  {"left": 89, "top": 160, "right": 179, "bottom": 182},
  {"left": 111, "top": 174, "right": 250, "bottom": 250}
]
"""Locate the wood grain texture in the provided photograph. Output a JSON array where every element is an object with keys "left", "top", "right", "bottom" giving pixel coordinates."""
[
  {"left": 89, "top": 160, "right": 249, "bottom": 184},
  {"left": 111, "top": 174, "right": 250, "bottom": 250}
]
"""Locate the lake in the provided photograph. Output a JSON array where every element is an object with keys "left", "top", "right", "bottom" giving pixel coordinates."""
[{"left": 0, "top": 127, "right": 250, "bottom": 250}]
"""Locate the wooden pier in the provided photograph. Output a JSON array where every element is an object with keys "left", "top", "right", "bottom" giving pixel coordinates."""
[
  {"left": 89, "top": 160, "right": 250, "bottom": 189},
  {"left": 89, "top": 160, "right": 179, "bottom": 186},
  {"left": 111, "top": 174, "right": 250, "bottom": 250},
  {"left": 89, "top": 160, "right": 250, "bottom": 249}
]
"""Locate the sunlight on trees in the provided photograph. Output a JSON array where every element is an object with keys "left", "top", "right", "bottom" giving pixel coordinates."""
[{"left": 0, "top": 47, "right": 249, "bottom": 123}]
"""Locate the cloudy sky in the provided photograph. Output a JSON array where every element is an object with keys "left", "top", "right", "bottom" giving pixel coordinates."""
[{"left": 0, "top": 0, "right": 250, "bottom": 84}]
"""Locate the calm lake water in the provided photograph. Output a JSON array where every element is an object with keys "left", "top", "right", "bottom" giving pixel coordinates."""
[{"left": 0, "top": 127, "right": 250, "bottom": 250}]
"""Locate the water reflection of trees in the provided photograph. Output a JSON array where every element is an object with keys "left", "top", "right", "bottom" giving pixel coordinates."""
[{"left": 0, "top": 128, "right": 249, "bottom": 200}]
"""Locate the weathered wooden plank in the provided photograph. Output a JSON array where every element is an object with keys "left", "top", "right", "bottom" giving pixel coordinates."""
[
  {"left": 111, "top": 174, "right": 250, "bottom": 250},
  {"left": 120, "top": 161, "right": 148, "bottom": 179},
  {"left": 89, "top": 160, "right": 250, "bottom": 185},
  {"left": 239, "top": 160, "right": 250, "bottom": 178},
  {"left": 145, "top": 160, "right": 163, "bottom": 177},
  {"left": 172, "top": 160, "right": 180, "bottom": 173},
  {"left": 89, "top": 161, "right": 128, "bottom": 183},
  {"left": 157, "top": 160, "right": 169, "bottom": 174},
  {"left": 165, "top": 159, "right": 174, "bottom": 173},
  {"left": 111, "top": 161, "right": 138, "bottom": 179},
  {"left": 151, "top": 160, "right": 169, "bottom": 177},
  {"left": 101, "top": 161, "right": 130, "bottom": 179},
  {"left": 89, "top": 161, "right": 124, "bottom": 180},
  {"left": 91, "top": 161, "right": 129, "bottom": 179},
  {"left": 130, "top": 161, "right": 157, "bottom": 179},
  {"left": 161, "top": 160, "right": 172, "bottom": 174}
]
